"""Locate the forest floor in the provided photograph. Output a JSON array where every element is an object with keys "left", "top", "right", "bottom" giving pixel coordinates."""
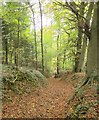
[
  {"left": 2, "top": 72, "right": 98, "bottom": 118},
  {"left": 3, "top": 77, "right": 74, "bottom": 118}
]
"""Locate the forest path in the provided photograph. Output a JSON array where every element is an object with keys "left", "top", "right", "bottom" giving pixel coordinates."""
[{"left": 3, "top": 77, "right": 74, "bottom": 118}]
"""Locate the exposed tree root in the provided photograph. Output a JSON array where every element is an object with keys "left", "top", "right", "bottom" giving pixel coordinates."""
[{"left": 67, "top": 73, "right": 99, "bottom": 104}]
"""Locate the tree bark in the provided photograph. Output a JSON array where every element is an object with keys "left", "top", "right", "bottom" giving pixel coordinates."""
[
  {"left": 3, "top": 20, "right": 9, "bottom": 64},
  {"left": 78, "top": 3, "right": 94, "bottom": 72},
  {"left": 63, "top": 48, "right": 66, "bottom": 70},
  {"left": 77, "top": 35, "right": 87, "bottom": 72},
  {"left": 79, "top": 2, "right": 99, "bottom": 88},
  {"left": 74, "top": 26, "right": 82, "bottom": 72},
  {"left": 15, "top": 17, "right": 20, "bottom": 68},
  {"left": 39, "top": 0, "right": 44, "bottom": 73},
  {"left": 5, "top": 38, "right": 8, "bottom": 64},
  {"left": 74, "top": 2, "right": 85, "bottom": 72},
  {"left": 28, "top": 3, "right": 38, "bottom": 70},
  {"left": 97, "top": 2, "right": 99, "bottom": 76},
  {"left": 87, "top": 2, "right": 99, "bottom": 77},
  {"left": 57, "top": 34, "right": 60, "bottom": 75}
]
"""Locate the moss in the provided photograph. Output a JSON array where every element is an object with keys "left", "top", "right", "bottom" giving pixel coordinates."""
[{"left": 3, "top": 65, "right": 48, "bottom": 96}]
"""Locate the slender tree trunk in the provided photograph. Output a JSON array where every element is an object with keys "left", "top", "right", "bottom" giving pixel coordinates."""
[
  {"left": 78, "top": 3, "right": 94, "bottom": 72},
  {"left": 57, "top": 34, "right": 60, "bottom": 75},
  {"left": 9, "top": 32, "right": 13, "bottom": 64},
  {"left": 15, "top": 17, "right": 20, "bottom": 68},
  {"left": 28, "top": 3, "right": 38, "bottom": 70},
  {"left": 63, "top": 48, "right": 66, "bottom": 70},
  {"left": 5, "top": 38, "right": 8, "bottom": 64},
  {"left": 39, "top": 0, "right": 44, "bottom": 73},
  {"left": 2, "top": 50, "right": 5, "bottom": 64},
  {"left": 33, "top": 11, "right": 37, "bottom": 70},
  {"left": 78, "top": 35, "right": 87, "bottom": 72},
  {"left": 10, "top": 50, "right": 13, "bottom": 64},
  {"left": 5, "top": 26, "right": 8, "bottom": 64},
  {"left": 2, "top": 20, "right": 9, "bottom": 64},
  {"left": 63, "top": 33, "right": 70, "bottom": 70},
  {"left": 44, "top": 46, "right": 47, "bottom": 69}
]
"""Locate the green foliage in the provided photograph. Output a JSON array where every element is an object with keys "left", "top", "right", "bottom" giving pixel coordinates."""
[
  {"left": 2, "top": 2, "right": 34, "bottom": 66},
  {"left": 74, "top": 104, "right": 89, "bottom": 116},
  {"left": 2, "top": 1, "right": 76, "bottom": 72},
  {"left": 1, "top": 1, "right": 91, "bottom": 74}
]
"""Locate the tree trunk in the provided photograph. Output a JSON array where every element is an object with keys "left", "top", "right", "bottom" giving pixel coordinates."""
[
  {"left": 5, "top": 38, "right": 8, "bottom": 64},
  {"left": 15, "top": 17, "right": 20, "bottom": 68},
  {"left": 80, "top": 2, "right": 99, "bottom": 88},
  {"left": 74, "top": 2, "right": 85, "bottom": 72},
  {"left": 2, "top": 20, "right": 9, "bottom": 64},
  {"left": 77, "top": 35, "right": 87, "bottom": 72},
  {"left": 63, "top": 48, "right": 66, "bottom": 70},
  {"left": 87, "top": 3, "right": 99, "bottom": 76},
  {"left": 57, "top": 34, "right": 60, "bottom": 75},
  {"left": 10, "top": 50, "right": 13, "bottom": 64},
  {"left": 39, "top": 0, "right": 44, "bottom": 73},
  {"left": 28, "top": 3, "right": 38, "bottom": 70},
  {"left": 2, "top": 50, "right": 5, "bottom": 64},
  {"left": 74, "top": 26, "right": 82, "bottom": 72},
  {"left": 97, "top": 2, "right": 99, "bottom": 76},
  {"left": 9, "top": 31, "right": 13, "bottom": 64},
  {"left": 78, "top": 3, "right": 94, "bottom": 72}
]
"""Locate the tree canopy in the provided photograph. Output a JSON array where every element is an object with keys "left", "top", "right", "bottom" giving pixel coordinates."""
[{"left": 1, "top": 1, "right": 99, "bottom": 78}]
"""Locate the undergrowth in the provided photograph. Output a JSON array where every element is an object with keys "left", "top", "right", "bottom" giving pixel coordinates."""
[
  {"left": 65, "top": 72, "right": 98, "bottom": 119},
  {"left": 2, "top": 65, "right": 48, "bottom": 101}
]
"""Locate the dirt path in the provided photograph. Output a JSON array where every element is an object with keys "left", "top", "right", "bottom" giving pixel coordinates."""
[{"left": 3, "top": 77, "right": 74, "bottom": 118}]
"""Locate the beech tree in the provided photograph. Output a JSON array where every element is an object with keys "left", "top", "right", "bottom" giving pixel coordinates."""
[
  {"left": 86, "top": 2, "right": 99, "bottom": 78},
  {"left": 28, "top": 2, "right": 38, "bottom": 70},
  {"left": 73, "top": 2, "right": 85, "bottom": 72},
  {"left": 39, "top": 0, "right": 44, "bottom": 73},
  {"left": 78, "top": 3, "right": 94, "bottom": 72},
  {"left": 2, "top": 1, "right": 98, "bottom": 79}
]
